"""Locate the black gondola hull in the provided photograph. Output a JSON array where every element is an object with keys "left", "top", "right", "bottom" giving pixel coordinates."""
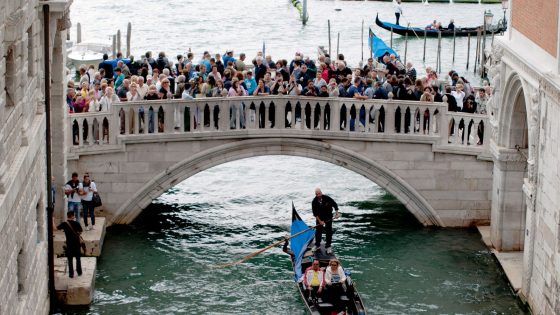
[{"left": 375, "top": 14, "right": 506, "bottom": 37}]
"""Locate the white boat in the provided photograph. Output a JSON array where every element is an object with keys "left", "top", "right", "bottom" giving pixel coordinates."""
[{"left": 67, "top": 42, "right": 112, "bottom": 69}]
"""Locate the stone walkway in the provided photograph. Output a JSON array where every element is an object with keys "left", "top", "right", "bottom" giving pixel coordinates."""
[
  {"left": 54, "top": 217, "right": 106, "bottom": 305},
  {"left": 477, "top": 225, "right": 523, "bottom": 293}
]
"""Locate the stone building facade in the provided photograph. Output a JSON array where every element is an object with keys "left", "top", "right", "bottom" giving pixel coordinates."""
[
  {"left": 0, "top": 0, "right": 71, "bottom": 314},
  {"left": 491, "top": 0, "right": 560, "bottom": 313}
]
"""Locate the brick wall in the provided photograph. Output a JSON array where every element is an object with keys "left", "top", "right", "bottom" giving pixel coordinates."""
[{"left": 512, "top": 0, "right": 559, "bottom": 57}]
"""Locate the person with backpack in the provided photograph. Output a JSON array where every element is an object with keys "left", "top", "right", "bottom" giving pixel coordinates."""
[
  {"left": 81, "top": 173, "right": 97, "bottom": 231},
  {"left": 54, "top": 210, "right": 83, "bottom": 278}
]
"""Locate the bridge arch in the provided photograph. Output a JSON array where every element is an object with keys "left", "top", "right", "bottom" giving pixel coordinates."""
[{"left": 111, "top": 138, "right": 444, "bottom": 226}]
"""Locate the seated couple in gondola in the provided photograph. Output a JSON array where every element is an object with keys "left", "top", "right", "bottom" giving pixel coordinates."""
[
  {"left": 303, "top": 259, "right": 348, "bottom": 312},
  {"left": 426, "top": 19, "right": 455, "bottom": 31}
]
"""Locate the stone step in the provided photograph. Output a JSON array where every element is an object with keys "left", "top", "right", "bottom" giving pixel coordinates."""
[
  {"left": 54, "top": 256, "right": 96, "bottom": 306},
  {"left": 54, "top": 217, "right": 106, "bottom": 257}
]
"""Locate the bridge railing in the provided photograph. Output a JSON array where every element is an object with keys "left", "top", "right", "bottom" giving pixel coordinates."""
[{"left": 67, "top": 96, "right": 488, "bottom": 153}]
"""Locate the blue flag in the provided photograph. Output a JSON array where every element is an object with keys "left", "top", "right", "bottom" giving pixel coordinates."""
[
  {"left": 369, "top": 28, "right": 399, "bottom": 59},
  {"left": 290, "top": 203, "right": 315, "bottom": 282}
]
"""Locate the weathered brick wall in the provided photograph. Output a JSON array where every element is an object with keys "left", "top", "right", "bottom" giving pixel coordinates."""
[
  {"left": 512, "top": 0, "right": 559, "bottom": 57},
  {"left": 0, "top": 0, "right": 50, "bottom": 314}
]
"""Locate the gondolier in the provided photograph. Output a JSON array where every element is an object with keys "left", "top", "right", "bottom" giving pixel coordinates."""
[
  {"left": 394, "top": 0, "right": 403, "bottom": 26},
  {"left": 312, "top": 188, "right": 340, "bottom": 254}
]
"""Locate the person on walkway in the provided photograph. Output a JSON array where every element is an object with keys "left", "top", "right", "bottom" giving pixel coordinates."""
[
  {"left": 65, "top": 172, "right": 83, "bottom": 225},
  {"left": 55, "top": 210, "right": 83, "bottom": 278},
  {"left": 303, "top": 260, "right": 325, "bottom": 302},
  {"left": 81, "top": 173, "right": 97, "bottom": 231},
  {"left": 394, "top": 0, "right": 403, "bottom": 26},
  {"left": 311, "top": 188, "right": 340, "bottom": 254}
]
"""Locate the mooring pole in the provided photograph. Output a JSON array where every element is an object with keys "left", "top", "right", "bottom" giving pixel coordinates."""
[
  {"left": 423, "top": 29, "right": 427, "bottom": 63},
  {"left": 438, "top": 31, "right": 442, "bottom": 73},
  {"left": 474, "top": 28, "right": 481, "bottom": 74},
  {"left": 117, "top": 29, "right": 121, "bottom": 54},
  {"left": 336, "top": 32, "right": 340, "bottom": 58},
  {"left": 452, "top": 28, "right": 456, "bottom": 63},
  {"left": 361, "top": 19, "right": 364, "bottom": 62},
  {"left": 77, "top": 22, "right": 81, "bottom": 43},
  {"left": 328, "top": 20, "right": 331, "bottom": 57},
  {"left": 404, "top": 31, "right": 408, "bottom": 66},
  {"left": 126, "top": 22, "right": 131, "bottom": 57},
  {"left": 112, "top": 34, "right": 116, "bottom": 58},
  {"left": 466, "top": 33, "right": 471, "bottom": 69},
  {"left": 302, "top": 0, "right": 308, "bottom": 25}
]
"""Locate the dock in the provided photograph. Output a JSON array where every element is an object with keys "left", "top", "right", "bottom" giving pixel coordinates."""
[
  {"left": 477, "top": 225, "right": 523, "bottom": 294},
  {"left": 54, "top": 216, "right": 107, "bottom": 306}
]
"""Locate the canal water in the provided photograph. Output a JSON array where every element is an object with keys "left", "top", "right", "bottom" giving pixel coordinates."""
[
  {"left": 72, "top": 157, "right": 526, "bottom": 315},
  {"left": 71, "top": 0, "right": 504, "bottom": 84},
  {"left": 67, "top": 1, "right": 526, "bottom": 314}
]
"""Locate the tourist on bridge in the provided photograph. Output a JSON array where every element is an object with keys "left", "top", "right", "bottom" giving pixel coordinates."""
[{"left": 311, "top": 188, "right": 340, "bottom": 254}]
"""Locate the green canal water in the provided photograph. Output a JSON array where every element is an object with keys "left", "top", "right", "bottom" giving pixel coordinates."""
[{"left": 66, "top": 156, "right": 527, "bottom": 314}]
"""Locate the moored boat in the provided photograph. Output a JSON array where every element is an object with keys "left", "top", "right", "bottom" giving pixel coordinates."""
[
  {"left": 67, "top": 42, "right": 112, "bottom": 69},
  {"left": 375, "top": 14, "right": 506, "bottom": 37},
  {"left": 286, "top": 205, "right": 367, "bottom": 315}
]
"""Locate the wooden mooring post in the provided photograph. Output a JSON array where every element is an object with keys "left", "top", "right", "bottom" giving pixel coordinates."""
[
  {"left": 404, "top": 31, "right": 408, "bottom": 66},
  {"left": 328, "top": 20, "right": 331, "bottom": 57},
  {"left": 112, "top": 35, "right": 116, "bottom": 59},
  {"left": 422, "top": 29, "right": 427, "bottom": 63},
  {"left": 452, "top": 28, "right": 456, "bottom": 63},
  {"left": 336, "top": 32, "right": 340, "bottom": 58},
  {"left": 126, "top": 22, "right": 131, "bottom": 57},
  {"left": 116, "top": 29, "right": 121, "bottom": 54},
  {"left": 77, "top": 23, "right": 81, "bottom": 43},
  {"left": 466, "top": 33, "right": 471, "bottom": 69}
]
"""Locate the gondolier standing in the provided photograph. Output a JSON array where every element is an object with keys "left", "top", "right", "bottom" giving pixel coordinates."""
[
  {"left": 312, "top": 188, "right": 340, "bottom": 255},
  {"left": 394, "top": 0, "right": 403, "bottom": 26}
]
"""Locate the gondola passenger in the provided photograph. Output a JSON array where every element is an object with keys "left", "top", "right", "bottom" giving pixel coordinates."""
[{"left": 303, "top": 260, "right": 325, "bottom": 302}]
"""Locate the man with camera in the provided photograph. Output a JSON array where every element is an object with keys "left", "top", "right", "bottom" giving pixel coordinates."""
[{"left": 65, "top": 172, "right": 84, "bottom": 225}]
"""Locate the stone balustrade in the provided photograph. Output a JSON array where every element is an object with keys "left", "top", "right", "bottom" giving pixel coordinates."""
[{"left": 67, "top": 96, "right": 488, "bottom": 154}]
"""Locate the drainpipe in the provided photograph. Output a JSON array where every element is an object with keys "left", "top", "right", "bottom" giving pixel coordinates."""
[{"left": 43, "top": 4, "right": 57, "bottom": 312}]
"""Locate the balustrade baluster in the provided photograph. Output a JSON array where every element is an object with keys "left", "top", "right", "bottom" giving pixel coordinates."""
[
  {"left": 265, "top": 102, "right": 270, "bottom": 129},
  {"left": 331, "top": 101, "right": 340, "bottom": 132},
  {"left": 275, "top": 100, "right": 284, "bottom": 130},
  {"left": 400, "top": 107, "right": 405, "bottom": 134}
]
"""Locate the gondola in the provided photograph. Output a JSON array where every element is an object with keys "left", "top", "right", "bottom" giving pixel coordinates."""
[
  {"left": 375, "top": 14, "right": 506, "bottom": 37},
  {"left": 285, "top": 204, "right": 367, "bottom": 315}
]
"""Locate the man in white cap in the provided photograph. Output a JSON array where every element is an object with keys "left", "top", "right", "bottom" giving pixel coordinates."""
[{"left": 311, "top": 188, "right": 340, "bottom": 254}]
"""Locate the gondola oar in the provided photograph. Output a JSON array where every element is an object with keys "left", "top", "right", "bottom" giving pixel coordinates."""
[{"left": 212, "top": 218, "right": 333, "bottom": 269}]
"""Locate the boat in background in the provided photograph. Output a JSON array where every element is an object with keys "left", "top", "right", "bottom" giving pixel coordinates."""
[
  {"left": 375, "top": 14, "right": 506, "bottom": 37},
  {"left": 286, "top": 204, "right": 367, "bottom": 315},
  {"left": 67, "top": 42, "right": 112, "bottom": 69}
]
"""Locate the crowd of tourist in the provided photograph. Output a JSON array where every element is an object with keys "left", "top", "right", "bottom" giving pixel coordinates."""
[{"left": 66, "top": 49, "right": 492, "bottom": 117}]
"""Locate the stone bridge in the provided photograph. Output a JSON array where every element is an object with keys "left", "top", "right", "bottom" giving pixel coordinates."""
[{"left": 63, "top": 96, "right": 492, "bottom": 227}]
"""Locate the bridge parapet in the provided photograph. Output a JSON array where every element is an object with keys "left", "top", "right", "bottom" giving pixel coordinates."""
[{"left": 67, "top": 96, "right": 488, "bottom": 156}]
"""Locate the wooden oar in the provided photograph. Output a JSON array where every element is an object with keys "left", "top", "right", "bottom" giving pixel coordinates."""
[{"left": 212, "top": 219, "right": 333, "bottom": 269}]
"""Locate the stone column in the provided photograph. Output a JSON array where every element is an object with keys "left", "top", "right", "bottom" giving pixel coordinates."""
[
  {"left": 490, "top": 144, "right": 527, "bottom": 251},
  {"left": 51, "top": 12, "right": 71, "bottom": 222}
]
